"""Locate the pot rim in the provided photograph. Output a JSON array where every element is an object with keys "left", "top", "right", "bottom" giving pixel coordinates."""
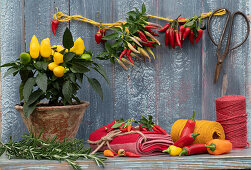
[{"left": 15, "top": 100, "right": 90, "bottom": 111}]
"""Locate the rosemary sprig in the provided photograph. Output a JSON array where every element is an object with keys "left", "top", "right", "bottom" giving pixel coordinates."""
[{"left": 0, "top": 132, "right": 107, "bottom": 169}]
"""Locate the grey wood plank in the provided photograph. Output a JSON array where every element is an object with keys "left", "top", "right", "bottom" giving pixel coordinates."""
[
  {"left": 24, "top": 0, "right": 70, "bottom": 48},
  {"left": 1, "top": 148, "right": 251, "bottom": 169},
  {"left": 69, "top": 0, "right": 114, "bottom": 141},
  {"left": 157, "top": 0, "right": 203, "bottom": 133},
  {"left": 0, "top": 0, "right": 250, "bottom": 143},
  {"left": 111, "top": 0, "right": 159, "bottom": 130},
  {"left": 202, "top": 0, "right": 249, "bottom": 122},
  {"left": 0, "top": 0, "right": 25, "bottom": 143}
]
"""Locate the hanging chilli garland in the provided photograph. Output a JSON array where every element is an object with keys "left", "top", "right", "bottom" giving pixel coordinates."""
[{"left": 52, "top": 4, "right": 226, "bottom": 70}]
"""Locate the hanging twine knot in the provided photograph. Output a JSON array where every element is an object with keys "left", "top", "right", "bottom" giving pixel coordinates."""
[{"left": 88, "top": 129, "right": 147, "bottom": 154}]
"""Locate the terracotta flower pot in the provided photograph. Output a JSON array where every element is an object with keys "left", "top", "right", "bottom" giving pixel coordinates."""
[{"left": 15, "top": 101, "right": 90, "bottom": 141}]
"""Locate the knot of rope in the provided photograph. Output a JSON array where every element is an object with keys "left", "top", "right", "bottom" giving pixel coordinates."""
[{"left": 88, "top": 129, "right": 147, "bottom": 154}]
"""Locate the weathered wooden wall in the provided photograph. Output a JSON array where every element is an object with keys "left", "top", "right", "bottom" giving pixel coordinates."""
[{"left": 1, "top": 0, "right": 250, "bottom": 143}]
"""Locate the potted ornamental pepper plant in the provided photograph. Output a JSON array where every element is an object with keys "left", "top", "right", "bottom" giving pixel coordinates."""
[{"left": 1, "top": 28, "right": 109, "bottom": 141}]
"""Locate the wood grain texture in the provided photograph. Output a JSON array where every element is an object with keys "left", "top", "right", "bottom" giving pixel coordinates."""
[
  {"left": 69, "top": 0, "right": 115, "bottom": 141},
  {"left": 157, "top": 0, "right": 203, "bottom": 133},
  {"left": 1, "top": 148, "right": 251, "bottom": 169},
  {"left": 0, "top": 0, "right": 250, "bottom": 143},
  {"left": 202, "top": 0, "right": 249, "bottom": 122},
  {"left": 1, "top": 0, "right": 25, "bottom": 143}
]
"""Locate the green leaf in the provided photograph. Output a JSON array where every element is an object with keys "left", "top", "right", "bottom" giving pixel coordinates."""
[
  {"left": 36, "top": 72, "right": 48, "bottom": 93},
  {"left": 20, "top": 70, "right": 33, "bottom": 82},
  {"left": 70, "top": 63, "right": 90, "bottom": 73},
  {"left": 105, "top": 42, "right": 113, "bottom": 53},
  {"left": 63, "top": 27, "right": 74, "bottom": 50},
  {"left": 93, "top": 63, "right": 110, "bottom": 84},
  {"left": 52, "top": 81, "right": 60, "bottom": 90},
  {"left": 76, "top": 73, "right": 83, "bottom": 83},
  {"left": 19, "top": 82, "right": 24, "bottom": 101},
  {"left": 142, "top": 3, "right": 146, "bottom": 14},
  {"left": 4, "top": 67, "right": 19, "bottom": 78},
  {"left": 23, "top": 78, "right": 36, "bottom": 102},
  {"left": 72, "top": 95, "right": 81, "bottom": 104},
  {"left": 135, "top": 7, "right": 141, "bottom": 15},
  {"left": 111, "top": 122, "right": 124, "bottom": 129},
  {"left": 63, "top": 52, "right": 75, "bottom": 62},
  {"left": 111, "top": 39, "right": 122, "bottom": 48},
  {"left": 23, "top": 100, "right": 40, "bottom": 117},
  {"left": 87, "top": 78, "right": 103, "bottom": 100},
  {"left": 62, "top": 80, "right": 72, "bottom": 104},
  {"left": 68, "top": 73, "right": 76, "bottom": 83},
  {"left": 110, "top": 57, "right": 115, "bottom": 64},
  {"left": 185, "top": 20, "right": 195, "bottom": 27},
  {"left": 127, "top": 11, "right": 137, "bottom": 17},
  {"left": 0, "top": 62, "right": 16, "bottom": 67},
  {"left": 34, "top": 61, "right": 48, "bottom": 71},
  {"left": 110, "top": 27, "right": 122, "bottom": 32},
  {"left": 102, "top": 32, "right": 119, "bottom": 40},
  {"left": 97, "top": 51, "right": 109, "bottom": 58},
  {"left": 27, "top": 89, "right": 44, "bottom": 106}
]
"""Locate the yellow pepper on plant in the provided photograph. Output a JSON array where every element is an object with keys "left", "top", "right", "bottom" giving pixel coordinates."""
[
  {"left": 30, "top": 35, "right": 40, "bottom": 59},
  {"left": 1, "top": 27, "right": 109, "bottom": 117},
  {"left": 40, "top": 38, "right": 52, "bottom": 58}
]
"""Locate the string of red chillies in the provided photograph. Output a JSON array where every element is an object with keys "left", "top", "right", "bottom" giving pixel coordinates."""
[{"left": 158, "top": 16, "right": 204, "bottom": 49}]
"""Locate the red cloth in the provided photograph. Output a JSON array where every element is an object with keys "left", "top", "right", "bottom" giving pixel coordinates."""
[{"left": 88, "top": 120, "right": 173, "bottom": 156}]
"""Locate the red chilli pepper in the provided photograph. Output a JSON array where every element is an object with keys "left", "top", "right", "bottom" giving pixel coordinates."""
[
  {"left": 146, "top": 40, "right": 156, "bottom": 44},
  {"left": 169, "top": 29, "right": 175, "bottom": 49},
  {"left": 182, "top": 27, "right": 191, "bottom": 40},
  {"left": 119, "top": 128, "right": 128, "bottom": 132},
  {"left": 142, "top": 42, "right": 155, "bottom": 47},
  {"left": 165, "top": 29, "right": 170, "bottom": 46},
  {"left": 158, "top": 23, "right": 170, "bottom": 32},
  {"left": 179, "top": 144, "right": 208, "bottom": 156},
  {"left": 125, "top": 151, "right": 141, "bottom": 157},
  {"left": 138, "top": 30, "right": 148, "bottom": 42},
  {"left": 119, "top": 48, "right": 127, "bottom": 60},
  {"left": 180, "top": 111, "right": 196, "bottom": 139},
  {"left": 175, "top": 31, "right": 181, "bottom": 48},
  {"left": 139, "top": 124, "right": 148, "bottom": 131},
  {"left": 95, "top": 31, "right": 103, "bottom": 44},
  {"left": 145, "top": 25, "right": 158, "bottom": 29},
  {"left": 51, "top": 20, "right": 59, "bottom": 36},
  {"left": 147, "top": 28, "right": 159, "bottom": 36},
  {"left": 174, "top": 133, "right": 200, "bottom": 148},
  {"left": 126, "top": 45, "right": 135, "bottom": 64},
  {"left": 189, "top": 30, "right": 195, "bottom": 45},
  {"left": 152, "top": 125, "right": 160, "bottom": 133},
  {"left": 178, "top": 25, "right": 185, "bottom": 41},
  {"left": 153, "top": 125, "right": 167, "bottom": 135},
  {"left": 195, "top": 29, "right": 203, "bottom": 43},
  {"left": 178, "top": 17, "right": 186, "bottom": 25}
]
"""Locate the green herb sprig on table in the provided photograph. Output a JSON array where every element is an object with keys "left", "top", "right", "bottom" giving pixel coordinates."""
[{"left": 0, "top": 131, "right": 107, "bottom": 170}]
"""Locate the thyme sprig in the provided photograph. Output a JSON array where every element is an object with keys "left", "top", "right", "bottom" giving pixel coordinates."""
[{"left": 0, "top": 131, "right": 106, "bottom": 170}]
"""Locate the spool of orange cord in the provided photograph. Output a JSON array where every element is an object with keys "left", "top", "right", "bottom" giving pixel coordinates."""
[{"left": 171, "top": 120, "right": 225, "bottom": 144}]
